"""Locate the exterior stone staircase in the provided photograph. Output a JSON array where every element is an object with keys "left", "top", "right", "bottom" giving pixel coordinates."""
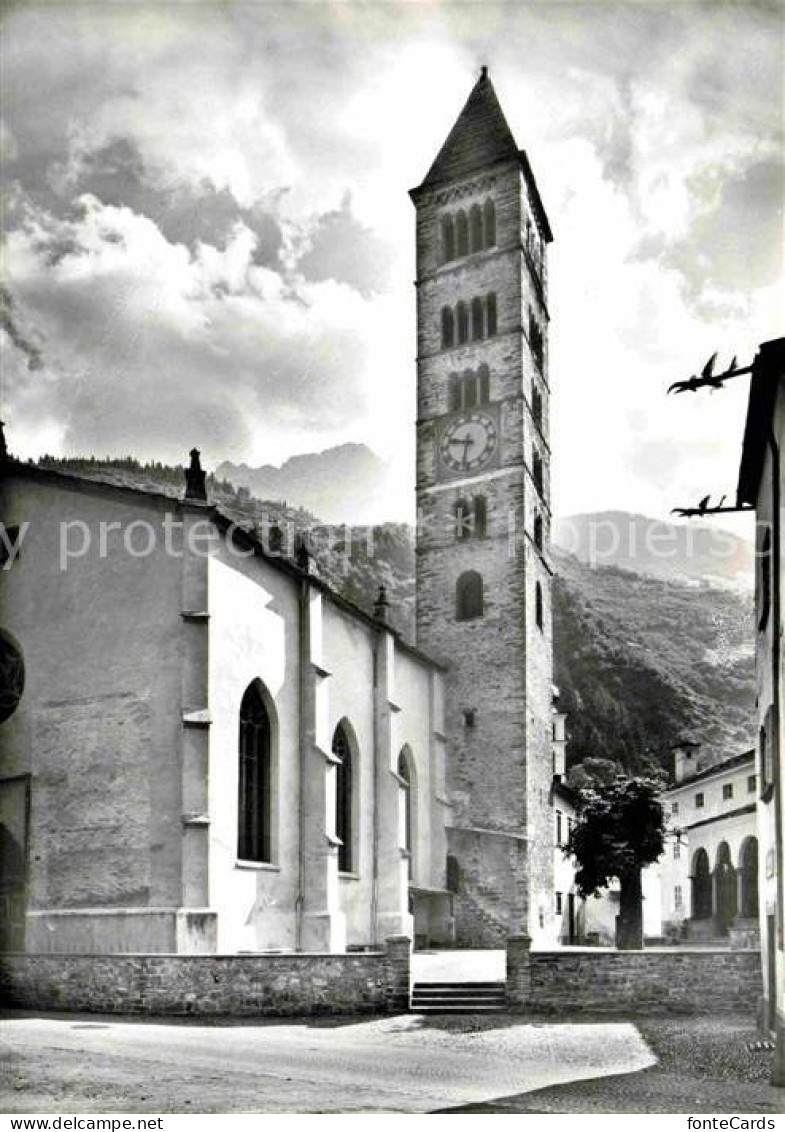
[{"left": 410, "top": 980, "right": 507, "bottom": 1013}]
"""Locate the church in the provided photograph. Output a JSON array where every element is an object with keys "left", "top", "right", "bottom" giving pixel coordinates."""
[{"left": 0, "top": 69, "right": 560, "bottom": 956}]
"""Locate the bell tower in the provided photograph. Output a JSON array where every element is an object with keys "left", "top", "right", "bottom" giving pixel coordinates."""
[{"left": 410, "top": 68, "right": 555, "bottom": 945}]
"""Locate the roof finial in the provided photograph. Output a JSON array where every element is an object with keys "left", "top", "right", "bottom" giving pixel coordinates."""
[
  {"left": 184, "top": 447, "right": 207, "bottom": 502},
  {"left": 374, "top": 584, "right": 390, "bottom": 624},
  {"left": 294, "top": 534, "right": 312, "bottom": 574},
  {"left": 480, "top": 65, "right": 488, "bottom": 80}
]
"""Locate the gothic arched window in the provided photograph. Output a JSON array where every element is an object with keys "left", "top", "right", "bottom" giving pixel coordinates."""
[
  {"left": 237, "top": 680, "right": 274, "bottom": 863},
  {"left": 486, "top": 292, "right": 497, "bottom": 336},
  {"left": 456, "top": 570, "right": 483, "bottom": 621},
  {"left": 456, "top": 210, "right": 469, "bottom": 257},
  {"left": 484, "top": 199, "right": 496, "bottom": 247},
  {"left": 332, "top": 723, "right": 354, "bottom": 873},
  {"left": 398, "top": 747, "right": 415, "bottom": 879},
  {"left": 470, "top": 204, "right": 483, "bottom": 253},
  {"left": 441, "top": 216, "right": 455, "bottom": 263},
  {"left": 534, "top": 512, "right": 543, "bottom": 551},
  {"left": 471, "top": 296, "right": 484, "bottom": 341},
  {"left": 441, "top": 306, "right": 454, "bottom": 349},
  {"left": 457, "top": 302, "right": 469, "bottom": 345}
]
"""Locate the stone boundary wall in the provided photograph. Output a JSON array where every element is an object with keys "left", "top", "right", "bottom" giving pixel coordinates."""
[
  {"left": 0, "top": 937, "right": 413, "bottom": 1017},
  {"left": 507, "top": 936, "right": 762, "bottom": 1015}
]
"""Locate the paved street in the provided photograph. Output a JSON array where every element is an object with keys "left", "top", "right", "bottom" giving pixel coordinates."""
[
  {"left": 3, "top": 1009, "right": 782, "bottom": 1114},
  {"left": 2, "top": 1010, "right": 655, "bottom": 1113}
]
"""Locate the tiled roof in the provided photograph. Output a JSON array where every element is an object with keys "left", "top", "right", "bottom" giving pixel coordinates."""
[{"left": 670, "top": 748, "right": 755, "bottom": 790}]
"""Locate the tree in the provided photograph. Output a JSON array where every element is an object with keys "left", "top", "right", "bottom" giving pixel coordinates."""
[{"left": 564, "top": 774, "right": 666, "bottom": 950}]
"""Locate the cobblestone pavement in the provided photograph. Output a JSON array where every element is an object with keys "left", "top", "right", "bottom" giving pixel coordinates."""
[{"left": 435, "top": 1016, "right": 784, "bottom": 1114}]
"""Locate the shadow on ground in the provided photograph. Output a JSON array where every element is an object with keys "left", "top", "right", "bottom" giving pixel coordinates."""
[{"left": 432, "top": 1016, "right": 782, "bottom": 1114}]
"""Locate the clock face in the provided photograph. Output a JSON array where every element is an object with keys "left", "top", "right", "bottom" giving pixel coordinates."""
[{"left": 439, "top": 410, "right": 498, "bottom": 474}]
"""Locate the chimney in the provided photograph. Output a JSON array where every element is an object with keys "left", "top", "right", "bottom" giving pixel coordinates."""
[
  {"left": 672, "top": 739, "right": 700, "bottom": 784},
  {"left": 184, "top": 448, "right": 207, "bottom": 502}
]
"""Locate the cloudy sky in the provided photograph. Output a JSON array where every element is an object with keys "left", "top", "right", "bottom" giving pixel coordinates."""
[{"left": 1, "top": 0, "right": 782, "bottom": 525}]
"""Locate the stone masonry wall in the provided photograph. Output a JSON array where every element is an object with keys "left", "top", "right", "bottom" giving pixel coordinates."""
[
  {"left": 0, "top": 940, "right": 412, "bottom": 1017},
  {"left": 507, "top": 940, "right": 762, "bottom": 1015}
]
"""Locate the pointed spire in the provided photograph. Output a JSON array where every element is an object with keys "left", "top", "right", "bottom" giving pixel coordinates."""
[
  {"left": 0, "top": 421, "right": 8, "bottom": 462},
  {"left": 418, "top": 66, "right": 520, "bottom": 189},
  {"left": 184, "top": 447, "right": 207, "bottom": 502}
]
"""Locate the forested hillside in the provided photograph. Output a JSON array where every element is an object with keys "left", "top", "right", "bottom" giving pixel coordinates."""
[{"left": 36, "top": 456, "right": 755, "bottom": 779}]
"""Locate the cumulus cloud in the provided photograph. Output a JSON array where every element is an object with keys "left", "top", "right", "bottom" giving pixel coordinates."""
[{"left": 3, "top": 194, "right": 377, "bottom": 464}]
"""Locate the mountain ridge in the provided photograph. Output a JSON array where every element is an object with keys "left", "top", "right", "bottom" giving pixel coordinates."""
[{"left": 35, "top": 454, "right": 756, "bottom": 777}]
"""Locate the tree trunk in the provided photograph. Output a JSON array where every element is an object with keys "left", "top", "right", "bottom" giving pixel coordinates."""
[{"left": 616, "top": 867, "right": 644, "bottom": 950}]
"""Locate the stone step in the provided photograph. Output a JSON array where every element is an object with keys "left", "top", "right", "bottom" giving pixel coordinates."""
[
  {"left": 411, "top": 981, "right": 507, "bottom": 1013},
  {"left": 412, "top": 981, "right": 505, "bottom": 991}
]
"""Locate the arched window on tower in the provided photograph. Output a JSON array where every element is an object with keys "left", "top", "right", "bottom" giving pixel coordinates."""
[
  {"left": 533, "top": 450, "right": 543, "bottom": 495},
  {"left": 332, "top": 723, "right": 354, "bottom": 872},
  {"left": 449, "top": 373, "right": 461, "bottom": 411},
  {"left": 535, "top": 581, "right": 544, "bottom": 630},
  {"left": 237, "top": 680, "right": 274, "bottom": 863},
  {"left": 441, "top": 215, "right": 455, "bottom": 263},
  {"left": 534, "top": 512, "right": 543, "bottom": 551},
  {"left": 456, "top": 570, "right": 484, "bottom": 621},
  {"left": 457, "top": 302, "right": 469, "bottom": 345},
  {"left": 529, "top": 308, "right": 544, "bottom": 369},
  {"left": 441, "top": 306, "right": 454, "bottom": 349},
  {"left": 484, "top": 199, "right": 496, "bottom": 247},
  {"left": 486, "top": 292, "right": 497, "bottom": 336},
  {"left": 478, "top": 364, "right": 490, "bottom": 404},
  {"left": 455, "top": 498, "right": 472, "bottom": 540},
  {"left": 462, "top": 369, "right": 477, "bottom": 407},
  {"left": 474, "top": 496, "right": 487, "bottom": 538},
  {"left": 470, "top": 204, "right": 483, "bottom": 253},
  {"left": 532, "top": 386, "right": 543, "bottom": 429},
  {"left": 471, "top": 296, "right": 484, "bottom": 341},
  {"left": 456, "top": 210, "right": 469, "bottom": 257}
]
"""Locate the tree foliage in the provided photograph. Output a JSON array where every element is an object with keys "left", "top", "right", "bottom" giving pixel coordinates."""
[{"left": 565, "top": 774, "right": 667, "bottom": 899}]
